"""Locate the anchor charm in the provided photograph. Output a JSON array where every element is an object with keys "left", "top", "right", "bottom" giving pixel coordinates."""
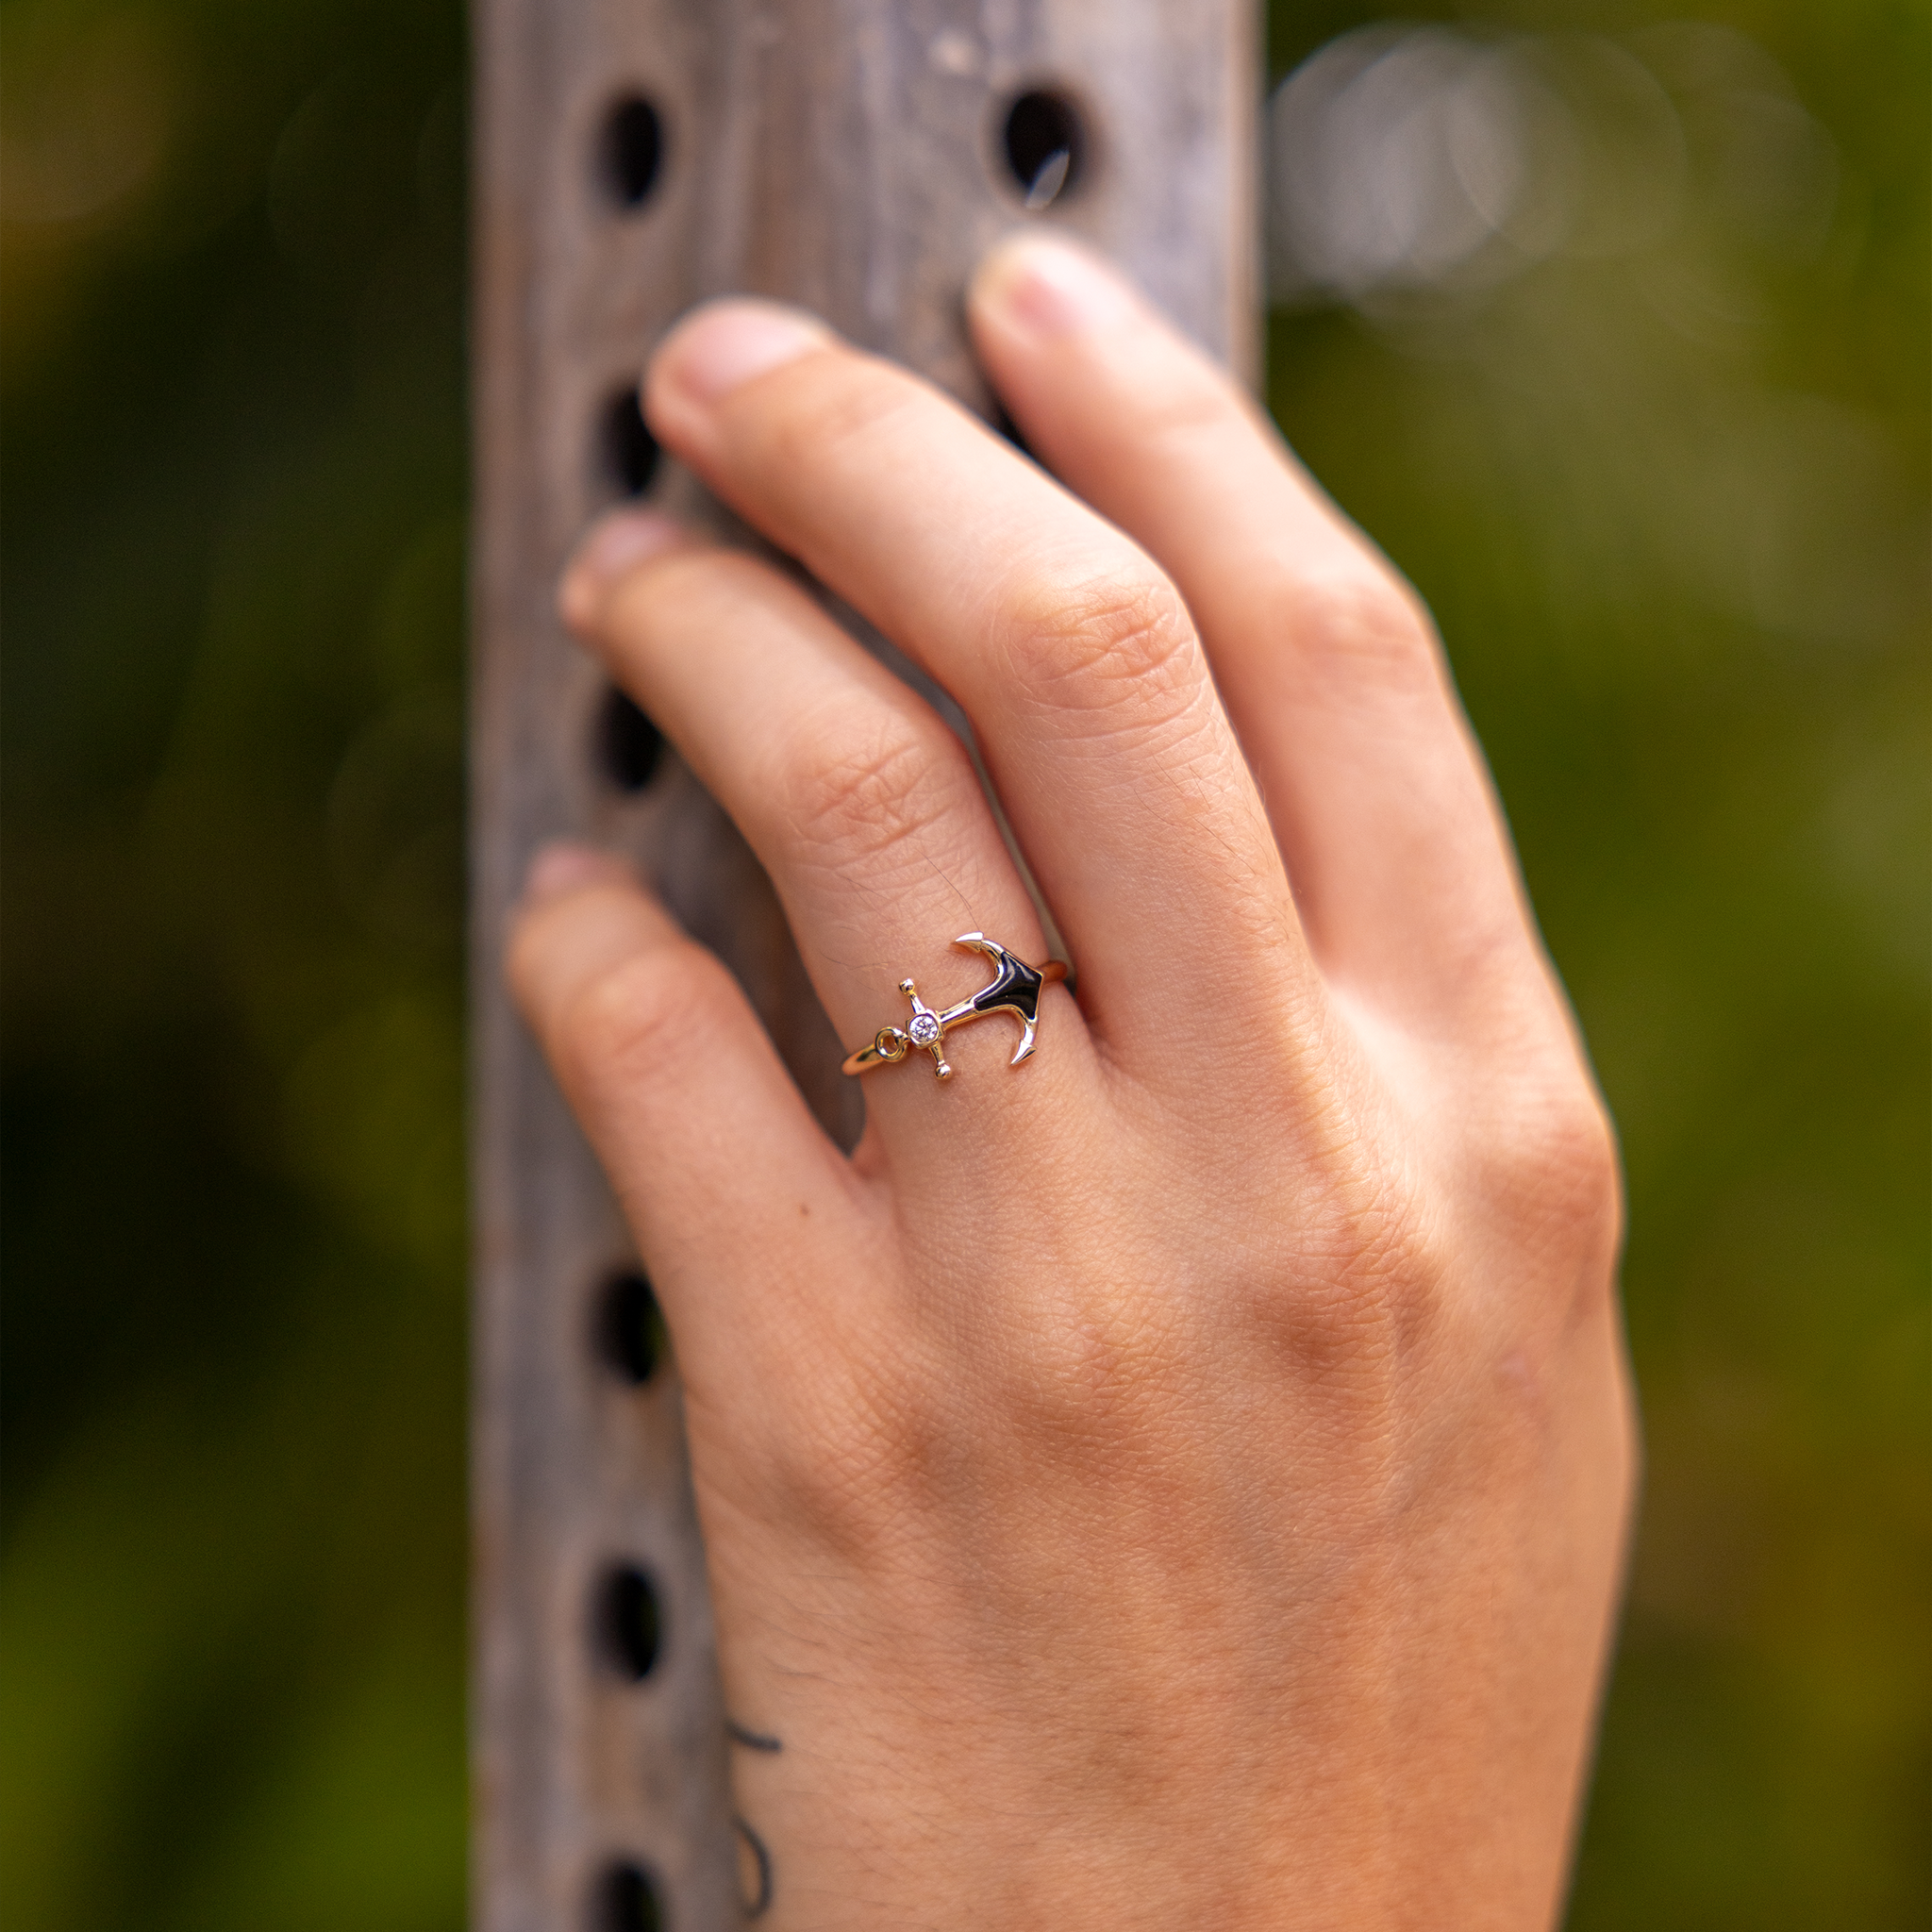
[{"left": 841, "top": 933, "right": 1071, "bottom": 1080}]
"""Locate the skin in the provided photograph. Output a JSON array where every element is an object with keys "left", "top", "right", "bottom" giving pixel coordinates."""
[{"left": 508, "top": 233, "right": 1638, "bottom": 1930}]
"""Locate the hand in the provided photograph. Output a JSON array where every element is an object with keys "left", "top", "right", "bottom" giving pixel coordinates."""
[{"left": 508, "top": 233, "right": 1636, "bottom": 1930}]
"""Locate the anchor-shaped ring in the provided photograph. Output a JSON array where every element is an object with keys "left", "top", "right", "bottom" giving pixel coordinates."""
[{"left": 841, "top": 934, "right": 1071, "bottom": 1081}]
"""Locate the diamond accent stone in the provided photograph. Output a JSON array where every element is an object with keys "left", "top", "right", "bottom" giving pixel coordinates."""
[{"left": 908, "top": 1012, "right": 941, "bottom": 1047}]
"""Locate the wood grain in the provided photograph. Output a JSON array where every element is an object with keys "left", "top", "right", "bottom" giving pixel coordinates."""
[{"left": 471, "top": 3, "right": 1255, "bottom": 1923}]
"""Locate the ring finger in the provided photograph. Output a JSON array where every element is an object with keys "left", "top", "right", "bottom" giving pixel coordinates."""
[{"left": 558, "top": 511, "right": 1091, "bottom": 1139}]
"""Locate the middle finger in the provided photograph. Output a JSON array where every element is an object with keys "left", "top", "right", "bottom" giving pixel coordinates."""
[{"left": 643, "top": 302, "right": 1318, "bottom": 1071}]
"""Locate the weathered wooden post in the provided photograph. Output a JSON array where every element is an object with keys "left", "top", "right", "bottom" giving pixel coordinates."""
[{"left": 471, "top": 4, "right": 1256, "bottom": 1924}]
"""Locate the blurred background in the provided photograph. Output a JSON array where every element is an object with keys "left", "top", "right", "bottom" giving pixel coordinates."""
[{"left": 1, "top": 0, "right": 1924, "bottom": 1924}]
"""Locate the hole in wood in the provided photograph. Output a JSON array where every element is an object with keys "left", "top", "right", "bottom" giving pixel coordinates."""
[
  {"left": 592, "top": 1859, "right": 663, "bottom": 1932},
  {"left": 597, "top": 1267, "right": 666, "bottom": 1385},
  {"left": 595, "top": 684, "right": 665, "bottom": 793},
  {"left": 599, "top": 383, "right": 659, "bottom": 497},
  {"left": 736, "top": 1817, "right": 775, "bottom": 1918},
  {"left": 599, "top": 93, "right": 665, "bottom": 209},
  {"left": 1001, "top": 88, "right": 1086, "bottom": 208},
  {"left": 598, "top": 1563, "right": 662, "bottom": 1680}
]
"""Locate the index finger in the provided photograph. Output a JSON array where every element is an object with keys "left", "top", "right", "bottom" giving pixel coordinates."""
[{"left": 642, "top": 302, "right": 1320, "bottom": 1077}]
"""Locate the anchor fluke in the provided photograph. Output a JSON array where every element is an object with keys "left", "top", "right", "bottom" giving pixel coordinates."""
[
  {"left": 949, "top": 933, "right": 1051, "bottom": 1064},
  {"left": 840, "top": 932, "right": 1071, "bottom": 1078}
]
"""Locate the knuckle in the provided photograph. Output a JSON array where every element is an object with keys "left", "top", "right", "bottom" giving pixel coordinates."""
[
  {"left": 615, "top": 549, "right": 796, "bottom": 644},
  {"left": 1137, "top": 366, "right": 1250, "bottom": 448},
  {"left": 1277, "top": 1167, "right": 1443, "bottom": 1373},
  {"left": 994, "top": 1285, "right": 1174, "bottom": 1436},
  {"left": 660, "top": 546, "right": 774, "bottom": 614},
  {"left": 758, "top": 1350, "right": 954, "bottom": 1559},
  {"left": 1487, "top": 1079, "right": 1625, "bottom": 1280},
  {"left": 762, "top": 353, "right": 924, "bottom": 471},
  {"left": 757, "top": 1289, "right": 1186, "bottom": 1555},
  {"left": 1280, "top": 569, "right": 1441, "bottom": 702},
  {"left": 604, "top": 544, "right": 719, "bottom": 625},
  {"left": 777, "top": 708, "right": 962, "bottom": 876},
  {"left": 1000, "top": 560, "right": 1202, "bottom": 721},
  {"left": 556, "top": 945, "right": 726, "bottom": 1091}
]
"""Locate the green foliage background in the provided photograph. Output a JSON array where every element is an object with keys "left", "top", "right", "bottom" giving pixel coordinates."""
[{"left": 1, "top": 0, "right": 1924, "bottom": 1925}]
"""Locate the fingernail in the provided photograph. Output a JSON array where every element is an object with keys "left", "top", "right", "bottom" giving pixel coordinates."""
[
  {"left": 657, "top": 299, "right": 830, "bottom": 405},
  {"left": 974, "top": 233, "right": 1137, "bottom": 339},
  {"left": 559, "top": 508, "right": 683, "bottom": 626},
  {"left": 523, "top": 840, "right": 630, "bottom": 907}
]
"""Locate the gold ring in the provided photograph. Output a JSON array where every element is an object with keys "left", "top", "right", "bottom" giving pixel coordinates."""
[{"left": 841, "top": 933, "right": 1070, "bottom": 1082}]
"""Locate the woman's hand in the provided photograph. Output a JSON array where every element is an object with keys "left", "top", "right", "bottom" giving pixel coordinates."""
[{"left": 508, "top": 234, "right": 1637, "bottom": 1930}]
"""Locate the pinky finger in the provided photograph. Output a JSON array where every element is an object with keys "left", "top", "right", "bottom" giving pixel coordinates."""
[{"left": 506, "top": 842, "right": 864, "bottom": 1376}]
